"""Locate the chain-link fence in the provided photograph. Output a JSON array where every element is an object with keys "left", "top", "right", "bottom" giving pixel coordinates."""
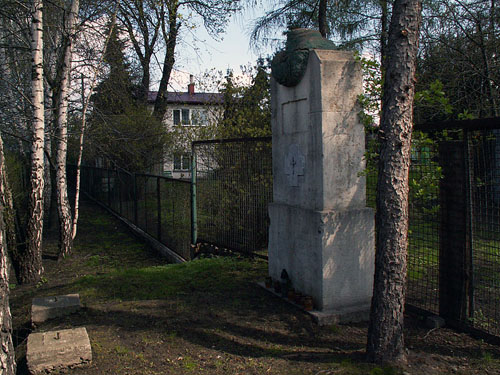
[
  {"left": 192, "top": 137, "right": 272, "bottom": 257},
  {"left": 74, "top": 165, "right": 191, "bottom": 260}
]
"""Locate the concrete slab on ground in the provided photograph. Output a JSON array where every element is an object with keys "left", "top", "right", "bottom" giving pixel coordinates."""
[
  {"left": 31, "top": 294, "right": 81, "bottom": 325},
  {"left": 27, "top": 327, "right": 92, "bottom": 374}
]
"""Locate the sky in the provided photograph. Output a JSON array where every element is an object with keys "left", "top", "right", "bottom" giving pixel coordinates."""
[{"left": 163, "top": 4, "right": 280, "bottom": 92}]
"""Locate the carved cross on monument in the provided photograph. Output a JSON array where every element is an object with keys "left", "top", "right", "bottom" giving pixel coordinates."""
[{"left": 284, "top": 144, "right": 305, "bottom": 187}]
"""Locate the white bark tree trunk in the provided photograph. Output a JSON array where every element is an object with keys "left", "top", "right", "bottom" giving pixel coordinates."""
[
  {"left": 55, "top": 0, "right": 80, "bottom": 258},
  {"left": 22, "top": 0, "right": 45, "bottom": 284},
  {"left": 72, "top": 4, "right": 119, "bottom": 240},
  {"left": 0, "top": 135, "right": 16, "bottom": 375}
]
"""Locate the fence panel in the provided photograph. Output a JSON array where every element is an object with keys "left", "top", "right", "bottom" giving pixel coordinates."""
[
  {"left": 193, "top": 137, "right": 272, "bottom": 256},
  {"left": 160, "top": 179, "right": 191, "bottom": 260},
  {"left": 468, "top": 131, "right": 500, "bottom": 336},
  {"left": 366, "top": 137, "right": 441, "bottom": 315},
  {"left": 74, "top": 165, "right": 190, "bottom": 261}
]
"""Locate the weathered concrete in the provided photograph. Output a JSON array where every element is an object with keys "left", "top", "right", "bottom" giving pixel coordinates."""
[
  {"left": 268, "top": 204, "right": 374, "bottom": 311},
  {"left": 31, "top": 294, "right": 81, "bottom": 325},
  {"left": 268, "top": 49, "right": 375, "bottom": 319},
  {"left": 257, "top": 281, "right": 369, "bottom": 325},
  {"left": 270, "top": 50, "right": 368, "bottom": 212},
  {"left": 27, "top": 327, "right": 92, "bottom": 374}
]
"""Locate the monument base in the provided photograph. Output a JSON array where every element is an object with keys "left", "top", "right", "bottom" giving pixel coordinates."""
[
  {"left": 257, "top": 281, "right": 371, "bottom": 325},
  {"left": 268, "top": 202, "right": 375, "bottom": 312}
]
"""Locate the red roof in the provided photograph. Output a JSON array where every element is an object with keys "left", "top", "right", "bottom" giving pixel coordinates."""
[{"left": 148, "top": 91, "right": 223, "bottom": 105}]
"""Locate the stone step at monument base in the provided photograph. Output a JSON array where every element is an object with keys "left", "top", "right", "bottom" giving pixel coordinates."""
[
  {"left": 258, "top": 281, "right": 370, "bottom": 326},
  {"left": 27, "top": 327, "right": 92, "bottom": 375},
  {"left": 31, "top": 294, "right": 81, "bottom": 325},
  {"left": 307, "top": 306, "right": 370, "bottom": 326}
]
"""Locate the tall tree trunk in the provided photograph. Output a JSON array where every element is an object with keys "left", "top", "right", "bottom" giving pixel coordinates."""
[
  {"left": 379, "top": 0, "right": 389, "bottom": 73},
  {"left": 0, "top": 135, "right": 16, "bottom": 375},
  {"left": 55, "top": 0, "right": 79, "bottom": 258},
  {"left": 139, "top": 63, "right": 151, "bottom": 102},
  {"left": 152, "top": 6, "right": 179, "bottom": 121},
  {"left": 366, "top": 0, "right": 422, "bottom": 365},
  {"left": 72, "top": 5, "right": 118, "bottom": 240},
  {"left": 0, "top": 20, "right": 19, "bottom": 279},
  {"left": 318, "top": 0, "right": 327, "bottom": 37},
  {"left": 21, "top": 0, "right": 45, "bottom": 284},
  {"left": 43, "top": 127, "right": 53, "bottom": 230}
]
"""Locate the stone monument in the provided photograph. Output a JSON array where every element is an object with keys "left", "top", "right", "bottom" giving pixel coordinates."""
[{"left": 268, "top": 29, "right": 375, "bottom": 323}]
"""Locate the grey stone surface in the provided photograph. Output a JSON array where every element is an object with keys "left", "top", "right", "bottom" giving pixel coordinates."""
[
  {"left": 32, "top": 294, "right": 81, "bottom": 325},
  {"left": 309, "top": 306, "right": 371, "bottom": 326},
  {"left": 257, "top": 281, "right": 369, "bottom": 326},
  {"left": 27, "top": 327, "right": 92, "bottom": 374},
  {"left": 268, "top": 203, "right": 374, "bottom": 311},
  {"left": 268, "top": 49, "right": 375, "bottom": 317},
  {"left": 271, "top": 50, "right": 367, "bottom": 212}
]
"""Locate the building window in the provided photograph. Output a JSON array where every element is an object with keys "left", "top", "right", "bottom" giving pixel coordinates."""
[
  {"left": 191, "top": 109, "right": 208, "bottom": 125},
  {"left": 173, "top": 153, "right": 190, "bottom": 170},
  {"left": 182, "top": 109, "right": 190, "bottom": 124},
  {"left": 172, "top": 108, "right": 207, "bottom": 126},
  {"left": 173, "top": 109, "right": 181, "bottom": 125}
]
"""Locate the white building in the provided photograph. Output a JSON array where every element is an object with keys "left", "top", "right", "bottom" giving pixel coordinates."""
[{"left": 148, "top": 76, "right": 224, "bottom": 179}]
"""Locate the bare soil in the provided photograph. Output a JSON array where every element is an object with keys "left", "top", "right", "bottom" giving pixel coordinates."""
[{"left": 10, "top": 201, "right": 500, "bottom": 375}]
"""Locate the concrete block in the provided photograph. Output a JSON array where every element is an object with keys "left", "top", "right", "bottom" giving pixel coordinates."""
[
  {"left": 32, "top": 294, "right": 81, "bottom": 325},
  {"left": 268, "top": 203, "right": 375, "bottom": 311},
  {"left": 27, "top": 327, "right": 92, "bottom": 374},
  {"left": 309, "top": 305, "right": 371, "bottom": 326}
]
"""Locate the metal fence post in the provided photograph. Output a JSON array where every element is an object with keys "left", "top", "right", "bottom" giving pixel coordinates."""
[
  {"left": 157, "top": 177, "right": 162, "bottom": 241},
  {"left": 107, "top": 168, "right": 111, "bottom": 207},
  {"left": 118, "top": 172, "right": 123, "bottom": 215},
  {"left": 439, "top": 140, "right": 471, "bottom": 325},
  {"left": 190, "top": 144, "right": 198, "bottom": 258},
  {"left": 133, "top": 174, "right": 138, "bottom": 225}
]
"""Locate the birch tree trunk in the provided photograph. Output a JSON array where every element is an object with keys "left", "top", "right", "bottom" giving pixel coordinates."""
[
  {"left": 21, "top": 0, "right": 45, "bottom": 284},
  {"left": 0, "top": 135, "right": 16, "bottom": 375},
  {"left": 72, "top": 2, "right": 119, "bottom": 240},
  {"left": 366, "top": 0, "right": 423, "bottom": 365},
  {"left": 55, "top": 0, "right": 79, "bottom": 258}
]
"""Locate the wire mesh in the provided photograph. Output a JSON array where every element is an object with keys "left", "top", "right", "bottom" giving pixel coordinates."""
[
  {"left": 407, "top": 141, "right": 441, "bottom": 314},
  {"left": 468, "top": 130, "right": 500, "bottom": 336},
  {"left": 193, "top": 137, "right": 272, "bottom": 256},
  {"left": 75, "top": 165, "right": 191, "bottom": 260},
  {"left": 366, "top": 139, "right": 441, "bottom": 315}
]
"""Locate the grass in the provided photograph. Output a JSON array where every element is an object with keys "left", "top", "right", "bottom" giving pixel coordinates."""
[{"left": 73, "top": 257, "right": 265, "bottom": 302}]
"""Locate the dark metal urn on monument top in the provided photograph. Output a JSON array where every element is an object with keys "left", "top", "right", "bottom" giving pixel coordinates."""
[{"left": 271, "top": 28, "right": 337, "bottom": 87}]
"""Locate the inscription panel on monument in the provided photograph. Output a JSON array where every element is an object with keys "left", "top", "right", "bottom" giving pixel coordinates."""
[
  {"left": 281, "top": 98, "right": 308, "bottom": 134},
  {"left": 284, "top": 144, "right": 305, "bottom": 187}
]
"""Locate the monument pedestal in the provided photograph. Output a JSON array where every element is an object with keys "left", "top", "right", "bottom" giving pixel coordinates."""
[
  {"left": 269, "top": 203, "right": 374, "bottom": 313},
  {"left": 268, "top": 45, "right": 375, "bottom": 321}
]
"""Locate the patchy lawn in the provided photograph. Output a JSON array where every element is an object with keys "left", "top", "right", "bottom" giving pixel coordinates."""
[{"left": 10, "top": 201, "right": 500, "bottom": 375}]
